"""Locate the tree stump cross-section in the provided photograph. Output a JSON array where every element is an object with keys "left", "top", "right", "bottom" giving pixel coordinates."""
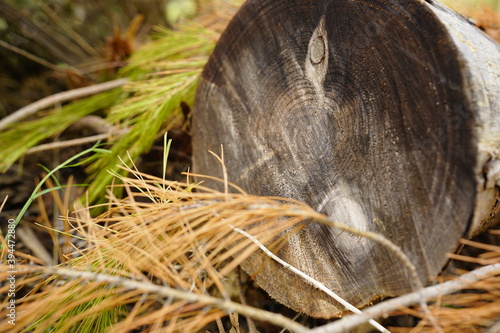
[{"left": 192, "top": 0, "right": 500, "bottom": 318}]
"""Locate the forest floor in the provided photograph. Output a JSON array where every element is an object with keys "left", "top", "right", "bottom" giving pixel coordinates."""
[{"left": 0, "top": 1, "right": 499, "bottom": 332}]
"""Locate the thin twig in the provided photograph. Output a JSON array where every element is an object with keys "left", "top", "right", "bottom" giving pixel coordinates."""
[
  {"left": 236, "top": 268, "right": 258, "bottom": 333},
  {"left": 216, "top": 317, "right": 227, "bottom": 333},
  {"left": 0, "top": 78, "right": 128, "bottom": 131},
  {"left": 68, "top": 115, "right": 115, "bottom": 134},
  {"left": 19, "top": 266, "right": 309, "bottom": 333},
  {"left": 40, "top": 3, "right": 101, "bottom": 58},
  {"left": 25, "top": 129, "right": 129, "bottom": 155},
  {"left": 309, "top": 263, "right": 500, "bottom": 333},
  {"left": 280, "top": 313, "right": 302, "bottom": 333},
  {"left": 0, "top": 39, "right": 62, "bottom": 72},
  {"left": 310, "top": 214, "right": 441, "bottom": 332},
  {"left": 209, "top": 147, "right": 229, "bottom": 201},
  {"left": 460, "top": 238, "right": 500, "bottom": 252},
  {"left": 0, "top": 196, "right": 7, "bottom": 213},
  {"left": 16, "top": 226, "right": 53, "bottom": 265},
  {"left": 76, "top": 61, "right": 127, "bottom": 74},
  {"left": 231, "top": 225, "right": 390, "bottom": 333},
  {"left": 265, "top": 208, "right": 440, "bottom": 331},
  {"left": 447, "top": 253, "right": 498, "bottom": 265},
  {"left": 309, "top": 215, "right": 422, "bottom": 290}
]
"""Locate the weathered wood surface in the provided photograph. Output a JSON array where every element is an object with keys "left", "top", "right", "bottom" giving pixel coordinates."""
[{"left": 192, "top": 0, "right": 500, "bottom": 318}]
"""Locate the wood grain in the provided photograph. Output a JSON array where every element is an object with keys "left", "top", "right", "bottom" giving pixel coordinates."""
[{"left": 192, "top": 0, "right": 500, "bottom": 318}]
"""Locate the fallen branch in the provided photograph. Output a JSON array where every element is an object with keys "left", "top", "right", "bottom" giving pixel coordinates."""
[
  {"left": 309, "top": 263, "right": 500, "bottom": 333},
  {"left": 309, "top": 214, "right": 422, "bottom": 290},
  {"left": 25, "top": 129, "right": 129, "bottom": 155},
  {"left": 310, "top": 214, "right": 442, "bottom": 331},
  {"left": 0, "top": 78, "right": 128, "bottom": 131},
  {"left": 17, "top": 266, "right": 309, "bottom": 333},
  {"left": 231, "top": 225, "right": 390, "bottom": 333}
]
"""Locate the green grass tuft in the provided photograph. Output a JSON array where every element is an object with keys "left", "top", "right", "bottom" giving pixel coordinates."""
[
  {"left": 84, "top": 24, "right": 217, "bottom": 205},
  {"left": 0, "top": 23, "right": 218, "bottom": 207},
  {"left": 0, "top": 89, "right": 123, "bottom": 173}
]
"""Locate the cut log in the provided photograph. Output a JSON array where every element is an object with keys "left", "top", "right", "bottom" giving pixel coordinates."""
[{"left": 192, "top": 0, "right": 500, "bottom": 318}]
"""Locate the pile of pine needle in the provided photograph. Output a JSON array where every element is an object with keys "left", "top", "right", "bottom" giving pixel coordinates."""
[
  {"left": 0, "top": 150, "right": 498, "bottom": 332},
  {"left": 0, "top": 0, "right": 499, "bottom": 332},
  {"left": 0, "top": 149, "right": 310, "bottom": 332},
  {"left": 0, "top": 0, "right": 239, "bottom": 207}
]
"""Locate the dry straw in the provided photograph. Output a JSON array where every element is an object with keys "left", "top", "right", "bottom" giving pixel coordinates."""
[
  {"left": 0, "top": 157, "right": 314, "bottom": 332},
  {"left": 0, "top": 1, "right": 499, "bottom": 331},
  {"left": 0, "top": 156, "right": 499, "bottom": 332}
]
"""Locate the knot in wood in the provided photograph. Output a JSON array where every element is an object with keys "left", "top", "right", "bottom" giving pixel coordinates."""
[{"left": 310, "top": 37, "right": 325, "bottom": 64}]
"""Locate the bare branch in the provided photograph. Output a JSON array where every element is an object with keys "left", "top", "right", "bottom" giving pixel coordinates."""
[
  {"left": 310, "top": 214, "right": 442, "bottom": 331},
  {"left": 18, "top": 266, "right": 309, "bottom": 333},
  {"left": 0, "top": 78, "right": 128, "bottom": 131},
  {"left": 25, "top": 129, "right": 129, "bottom": 155},
  {"left": 310, "top": 215, "right": 423, "bottom": 291},
  {"left": 309, "top": 263, "right": 500, "bottom": 333},
  {"left": 231, "top": 225, "right": 389, "bottom": 333}
]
